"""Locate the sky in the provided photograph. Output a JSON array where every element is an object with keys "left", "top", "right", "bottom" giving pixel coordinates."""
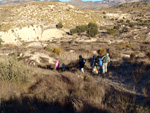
[
  {"left": 0, "top": 0, "right": 103, "bottom": 2},
  {"left": 59, "top": 0, "right": 103, "bottom": 1},
  {"left": 39, "top": 0, "right": 103, "bottom": 2}
]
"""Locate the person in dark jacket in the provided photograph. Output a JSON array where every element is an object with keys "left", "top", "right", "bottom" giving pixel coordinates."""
[
  {"left": 62, "top": 63, "right": 66, "bottom": 71},
  {"left": 91, "top": 55, "right": 96, "bottom": 68},
  {"left": 79, "top": 55, "right": 86, "bottom": 73}
]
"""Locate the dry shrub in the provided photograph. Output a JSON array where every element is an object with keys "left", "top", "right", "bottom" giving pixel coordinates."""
[
  {"left": 98, "top": 48, "right": 107, "bottom": 56},
  {"left": 45, "top": 46, "right": 63, "bottom": 55},
  {"left": 0, "top": 81, "right": 23, "bottom": 101},
  {"left": 0, "top": 57, "right": 29, "bottom": 84},
  {"left": 28, "top": 71, "right": 106, "bottom": 112}
]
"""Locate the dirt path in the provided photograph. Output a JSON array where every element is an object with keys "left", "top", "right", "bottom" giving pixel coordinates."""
[{"left": 96, "top": 76, "right": 146, "bottom": 97}]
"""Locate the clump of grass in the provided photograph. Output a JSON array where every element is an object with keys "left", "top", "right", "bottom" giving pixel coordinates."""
[
  {"left": 0, "top": 57, "right": 29, "bottom": 84},
  {"left": 117, "top": 44, "right": 123, "bottom": 49},
  {"left": 126, "top": 44, "right": 133, "bottom": 49},
  {"left": 107, "top": 28, "right": 117, "bottom": 35},
  {"left": 0, "top": 23, "right": 12, "bottom": 32},
  {"left": 45, "top": 46, "right": 63, "bottom": 55}
]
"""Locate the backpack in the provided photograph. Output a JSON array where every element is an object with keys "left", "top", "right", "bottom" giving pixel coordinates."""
[
  {"left": 102, "top": 56, "right": 107, "bottom": 63},
  {"left": 94, "top": 58, "right": 99, "bottom": 66},
  {"left": 99, "top": 58, "right": 103, "bottom": 66},
  {"left": 103, "top": 56, "right": 110, "bottom": 63}
]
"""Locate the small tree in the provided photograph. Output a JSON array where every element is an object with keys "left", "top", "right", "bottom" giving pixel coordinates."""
[
  {"left": 87, "top": 23, "right": 98, "bottom": 37},
  {"left": 56, "top": 22, "right": 63, "bottom": 28}
]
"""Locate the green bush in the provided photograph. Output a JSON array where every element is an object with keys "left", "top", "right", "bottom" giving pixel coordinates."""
[
  {"left": 56, "top": 22, "right": 63, "bottom": 28},
  {"left": 70, "top": 25, "right": 88, "bottom": 34},
  {"left": 103, "top": 12, "right": 106, "bottom": 14},
  {"left": 107, "top": 28, "right": 117, "bottom": 35},
  {"left": 0, "top": 57, "right": 29, "bottom": 84},
  {"left": 76, "top": 25, "right": 88, "bottom": 34},
  {"left": 70, "top": 23, "right": 98, "bottom": 37},
  {"left": 87, "top": 23, "right": 98, "bottom": 37}
]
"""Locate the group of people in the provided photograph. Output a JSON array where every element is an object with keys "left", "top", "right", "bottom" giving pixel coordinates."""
[
  {"left": 79, "top": 53, "right": 110, "bottom": 74},
  {"left": 55, "top": 60, "right": 66, "bottom": 71},
  {"left": 55, "top": 52, "right": 110, "bottom": 74}
]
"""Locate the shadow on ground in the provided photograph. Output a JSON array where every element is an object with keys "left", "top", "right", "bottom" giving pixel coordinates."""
[{"left": 0, "top": 96, "right": 109, "bottom": 113}]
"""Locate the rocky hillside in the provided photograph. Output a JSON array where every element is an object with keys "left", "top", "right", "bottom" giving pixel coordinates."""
[
  {"left": 1, "top": 0, "right": 150, "bottom": 9},
  {"left": 0, "top": 2, "right": 103, "bottom": 29},
  {"left": 1, "top": 1, "right": 150, "bottom": 45},
  {"left": 0, "top": 2, "right": 105, "bottom": 45}
]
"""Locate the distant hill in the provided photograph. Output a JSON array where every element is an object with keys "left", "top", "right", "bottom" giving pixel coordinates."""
[
  {"left": 1, "top": 0, "right": 150, "bottom": 9},
  {"left": 69, "top": 0, "right": 150, "bottom": 9}
]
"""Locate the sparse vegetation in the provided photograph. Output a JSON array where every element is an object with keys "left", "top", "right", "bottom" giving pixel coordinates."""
[
  {"left": 107, "top": 28, "right": 117, "bottom": 35},
  {"left": 70, "top": 28, "right": 77, "bottom": 34},
  {"left": 87, "top": 23, "right": 98, "bottom": 37},
  {"left": 70, "top": 23, "right": 98, "bottom": 37},
  {"left": 76, "top": 25, "right": 88, "bottom": 34},
  {"left": 45, "top": 46, "right": 63, "bottom": 55},
  {"left": 0, "top": 38, "right": 4, "bottom": 47},
  {"left": 0, "top": 57, "right": 29, "bottom": 84},
  {"left": 56, "top": 22, "right": 63, "bottom": 28}
]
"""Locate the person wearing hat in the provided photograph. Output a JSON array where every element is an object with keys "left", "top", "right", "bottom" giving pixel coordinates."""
[{"left": 102, "top": 53, "right": 110, "bottom": 74}]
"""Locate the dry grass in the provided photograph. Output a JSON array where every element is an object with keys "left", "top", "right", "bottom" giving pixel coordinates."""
[
  {"left": 15, "top": 71, "right": 107, "bottom": 112},
  {"left": 0, "top": 81, "right": 24, "bottom": 101},
  {"left": 0, "top": 57, "right": 30, "bottom": 84},
  {"left": 4, "top": 43, "right": 17, "bottom": 48},
  {"left": 45, "top": 46, "right": 63, "bottom": 55}
]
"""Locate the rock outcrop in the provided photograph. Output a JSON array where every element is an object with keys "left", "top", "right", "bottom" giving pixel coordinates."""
[{"left": 0, "top": 25, "right": 65, "bottom": 45}]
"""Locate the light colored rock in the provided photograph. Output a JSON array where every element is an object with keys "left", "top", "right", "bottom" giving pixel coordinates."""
[
  {"left": 75, "top": 37, "right": 97, "bottom": 43},
  {"left": 41, "top": 29, "right": 64, "bottom": 41},
  {"left": 120, "top": 53, "right": 130, "bottom": 58},
  {"left": 24, "top": 52, "right": 55, "bottom": 64},
  {"left": 69, "top": 50, "right": 74, "bottom": 53},
  {"left": 0, "top": 25, "right": 65, "bottom": 45},
  {"left": 26, "top": 42, "right": 48, "bottom": 48}
]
